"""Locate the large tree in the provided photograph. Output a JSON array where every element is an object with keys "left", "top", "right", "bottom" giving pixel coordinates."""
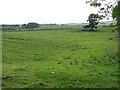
[
  {"left": 86, "top": 0, "right": 119, "bottom": 20},
  {"left": 86, "top": 0, "right": 120, "bottom": 33},
  {"left": 83, "top": 14, "right": 99, "bottom": 31},
  {"left": 27, "top": 22, "right": 39, "bottom": 29},
  {"left": 112, "top": 2, "right": 120, "bottom": 25}
]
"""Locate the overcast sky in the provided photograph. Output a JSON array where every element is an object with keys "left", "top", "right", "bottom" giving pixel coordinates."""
[{"left": 0, "top": 0, "right": 111, "bottom": 24}]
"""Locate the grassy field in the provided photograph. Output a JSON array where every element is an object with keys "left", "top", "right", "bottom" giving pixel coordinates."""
[{"left": 2, "top": 27, "right": 118, "bottom": 88}]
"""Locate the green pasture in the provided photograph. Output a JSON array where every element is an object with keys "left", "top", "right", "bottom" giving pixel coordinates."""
[{"left": 2, "top": 27, "right": 118, "bottom": 88}]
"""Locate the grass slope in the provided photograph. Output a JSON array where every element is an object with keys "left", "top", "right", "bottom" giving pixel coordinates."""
[{"left": 2, "top": 29, "right": 118, "bottom": 88}]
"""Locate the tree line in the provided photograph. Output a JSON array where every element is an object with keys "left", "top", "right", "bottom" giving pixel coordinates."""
[{"left": 2, "top": 22, "right": 39, "bottom": 31}]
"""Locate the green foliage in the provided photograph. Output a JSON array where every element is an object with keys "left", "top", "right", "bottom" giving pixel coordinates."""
[
  {"left": 83, "top": 14, "right": 99, "bottom": 31},
  {"left": 27, "top": 22, "right": 39, "bottom": 29},
  {"left": 21, "top": 22, "right": 39, "bottom": 29},
  {"left": 112, "top": 5, "right": 118, "bottom": 19},
  {"left": 2, "top": 27, "right": 118, "bottom": 88},
  {"left": 2, "top": 24, "right": 20, "bottom": 31},
  {"left": 112, "top": 2, "right": 120, "bottom": 25},
  {"left": 86, "top": 0, "right": 118, "bottom": 20}
]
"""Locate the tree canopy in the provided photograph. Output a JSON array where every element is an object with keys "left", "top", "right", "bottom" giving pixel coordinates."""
[
  {"left": 112, "top": 2, "right": 120, "bottom": 22},
  {"left": 86, "top": 0, "right": 119, "bottom": 20},
  {"left": 83, "top": 14, "right": 99, "bottom": 31},
  {"left": 27, "top": 22, "right": 39, "bottom": 29},
  {"left": 21, "top": 22, "right": 39, "bottom": 29}
]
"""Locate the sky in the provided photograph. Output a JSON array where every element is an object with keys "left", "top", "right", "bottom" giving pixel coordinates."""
[{"left": 0, "top": 0, "right": 112, "bottom": 24}]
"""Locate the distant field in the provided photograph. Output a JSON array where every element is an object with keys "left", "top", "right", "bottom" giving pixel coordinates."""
[{"left": 2, "top": 27, "right": 118, "bottom": 88}]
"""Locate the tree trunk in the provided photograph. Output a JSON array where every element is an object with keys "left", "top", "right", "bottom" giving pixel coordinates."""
[
  {"left": 118, "top": 4, "right": 120, "bottom": 34},
  {"left": 118, "top": 1, "right": 120, "bottom": 89}
]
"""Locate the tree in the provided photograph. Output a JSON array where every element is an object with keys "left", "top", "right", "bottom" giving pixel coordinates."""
[
  {"left": 21, "top": 24, "right": 27, "bottom": 29},
  {"left": 112, "top": 2, "right": 120, "bottom": 25},
  {"left": 21, "top": 22, "right": 39, "bottom": 29},
  {"left": 88, "top": 14, "right": 99, "bottom": 30},
  {"left": 86, "top": 0, "right": 120, "bottom": 33},
  {"left": 83, "top": 14, "right": 100, "bottom": 31},
  {"left": 86, "top": 0, "right": 119, "bottom": 20},
  {"left": 27, "top": 22, "right": 39, "bottom": 29}
]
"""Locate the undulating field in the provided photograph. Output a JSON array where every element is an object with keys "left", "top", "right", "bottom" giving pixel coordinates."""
[{"left": 2, "top": 27, "right": 118, "bottom": 88}]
